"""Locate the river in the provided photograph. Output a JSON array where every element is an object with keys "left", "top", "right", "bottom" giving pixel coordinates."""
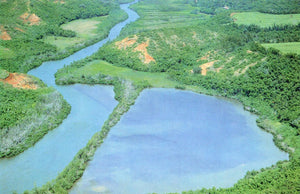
[
  {"left": 0, "top": 1, "right": 139, "bottom": 193},
  {"left": 0, "top": 0, "right": 288, "bottom": 194}
]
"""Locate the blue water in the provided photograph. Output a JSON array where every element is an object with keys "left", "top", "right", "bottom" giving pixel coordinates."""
[
  {"left": 71, "top": 89, "right": 288, "bottom": 194},
  {"left": 0, "top": 1, "right": 140, "bottom": 193}
]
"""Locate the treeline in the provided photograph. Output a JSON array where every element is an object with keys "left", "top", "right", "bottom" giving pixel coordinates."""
[
  {"left": 238, "top": 23, "right": 300, "bottom": 43},
  {"left": 185, "top": 0, "right": 300, "bottom": 14}
]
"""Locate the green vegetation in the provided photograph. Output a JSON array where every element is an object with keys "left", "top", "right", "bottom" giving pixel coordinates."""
[
  {"left": 0, "top": 68, "right": 9, "bottom": 79},
  {"left": 0, "top": 82, "right": 70, "bottom": 158},
  {"left": 262, "top": 42, "right": 300, "bottom": 54},
  {"left": 233, "top": 12, "right": 300, "bottom": 28},
  {"left": 120, "top": 0, "right": 209, "bottom": 36},
  {"left": 56, "top": 60, "right": 178, "bottom": 88},
  {"left": 43, "top": 9, "right": 127, "bottom": 52},
  {"left": 0, "top": 0, "right": 118, "bottom": 72},
  {"left": 0, "top": 46, "right": 14, "bottom": 59}
]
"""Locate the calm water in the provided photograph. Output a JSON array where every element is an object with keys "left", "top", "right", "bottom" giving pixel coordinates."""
[
  {"left": 0, "top": 1, "right": 139, "bottom": 193},
  {"left": 71, "top": 89, "right": 288, "bottom": 194}
]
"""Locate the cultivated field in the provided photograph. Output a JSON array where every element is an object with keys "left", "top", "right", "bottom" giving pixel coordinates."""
[
  {"left": 232, "top": 12, "right": 300, "bottom": 27},
  {"left": 262, "top": 42, "right": 300, "bottom": 54}
]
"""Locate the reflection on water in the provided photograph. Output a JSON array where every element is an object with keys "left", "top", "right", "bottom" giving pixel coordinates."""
[{"left": 71, "top": 89, "right": 288, "bottom": 194}]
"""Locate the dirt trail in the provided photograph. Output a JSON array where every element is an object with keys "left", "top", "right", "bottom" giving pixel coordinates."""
[
  {"left": 234, "top": 62, "right": 257, "bottom": 76},
  {"left": 1, "top": 73, "right": 38, "bottom": 89}
]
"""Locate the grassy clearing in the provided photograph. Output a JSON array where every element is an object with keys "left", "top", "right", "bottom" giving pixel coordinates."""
[
  {"left": 43, "top": 17, "right": 106, "bottom": 50},
  {"left": 0, "top": 46, "right": 14, "bottom": 59},
  {"left": 262, "top": 42, "right": 300, "bottom": 54},
  {"left": 61, "top": 60, "right": 179, "bottom": 88},
  {"left": 233, "top": 12, "right": 300, "bottom": 27}
]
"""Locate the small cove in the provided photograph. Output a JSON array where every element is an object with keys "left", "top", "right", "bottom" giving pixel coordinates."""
[{"left": 71, "top": 88, "right": 288, "bottom": 194}]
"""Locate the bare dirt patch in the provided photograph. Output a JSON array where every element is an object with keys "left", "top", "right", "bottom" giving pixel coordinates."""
[
  {"left": 1, "top": 73, "right": 38, "bottom": 89},
  {"left": 116, "top": 36, "right": 155, "bottom": 64},
  {"left": 200, "top": 60, "right": 219, "bottom": 76},
  {"left": 0, "top": 26, "right": 11, "bottom": 40},
  {"left": 115, "top": 35, "right": 138, "bottom": 49},
  {"left": 0, "top": 31, "right": 11, "bottom": 40},
  {"left": 134, "top": 40, "right": 155, "bottom": 64},
  {"left": 20, "top": 13, "right": 41, "bottom": 25}
]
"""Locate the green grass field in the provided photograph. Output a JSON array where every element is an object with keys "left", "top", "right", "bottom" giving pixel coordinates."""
[
  {"left": 43, "top": 16, "right": 106, "bottom": 50},
  {"left": 67, "top": 60, "right": 179, "bottom": 88},
  {"left": 0, "top": 46, "right": 15, "bottom": 59},
  {"left": 262, "top": 42, "right": 300, "bottom": 54},
  {"left": 233, "top": 12, "right": 300, "bottom": 27}
]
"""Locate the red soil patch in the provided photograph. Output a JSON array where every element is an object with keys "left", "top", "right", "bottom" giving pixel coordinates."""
[
  {"left": 15, "top": 27, "right": 25, "bottom": 32},
  {"left": 200, "top": 60, "right": 219, "bottom": 76},
  {"left": 1, "top": 73, "right": 38, "bottom": 89},
  {"left": 0, "top": 26, "right": 11, "bottom": 40},
  {"left": 0, "top": 31, "right": 11, "bottom": 40},
  {"left": 20, "top": 13, "right": 41, "bottom": 25},
  {"left": 116, "top": 36, "right": 155, "bottom": 64},
  {"left": 134, "top": 40, "right": 155, "bottom": 64},
  {"left": 115, "top": 35, "right": 138, "bottom": 49}
]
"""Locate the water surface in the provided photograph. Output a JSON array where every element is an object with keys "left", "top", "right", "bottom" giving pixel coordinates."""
[{"left": 71, "top": 89, "right": 288, "bottom": 194}]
